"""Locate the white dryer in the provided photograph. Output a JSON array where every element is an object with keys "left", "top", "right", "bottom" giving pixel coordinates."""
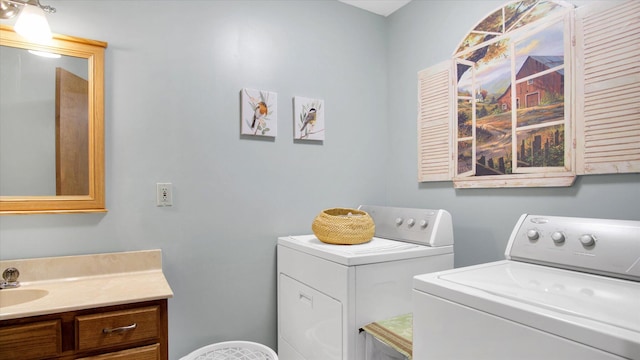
[
  {"left": 413, "top": 214, "right": 640, "bottom": 360},
  {"left": 277, "top": 205, "right": 454, "bottom": 360}
]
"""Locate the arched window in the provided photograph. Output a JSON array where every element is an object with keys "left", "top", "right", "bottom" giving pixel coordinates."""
[{"left": 417, "top": 0, "right": 640, "bottom": 188}]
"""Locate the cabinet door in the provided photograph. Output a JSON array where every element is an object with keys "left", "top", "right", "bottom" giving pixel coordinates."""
[
  {"left": 76, "top": 344, "right": 160, "bottom": 359},
  {"left": 279, "top": 274, "right": 342, "bottom": 360},
  {"left": 0, "top": 320, "right": 61, "bottom": 360}
]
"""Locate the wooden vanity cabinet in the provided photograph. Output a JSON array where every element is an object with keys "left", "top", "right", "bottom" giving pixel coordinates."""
[{"left": 0, "top": 299, "right": 168, "bottom": 360}]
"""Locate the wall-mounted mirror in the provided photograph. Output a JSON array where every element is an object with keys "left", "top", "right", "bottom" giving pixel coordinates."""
[{"left": 0, "top": 25, "right": 107, "bottom": 214}]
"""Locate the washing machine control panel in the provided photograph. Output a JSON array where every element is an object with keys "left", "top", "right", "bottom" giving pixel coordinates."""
[
  {"left": 506, "top": 214, "right": 640, "bottom": 281},
  {"left": 358, "top": 205, "right": 453, "bottom": 247}
]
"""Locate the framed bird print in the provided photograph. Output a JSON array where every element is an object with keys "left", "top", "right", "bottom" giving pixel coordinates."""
[
  {"left": 294, "top": 96, "right": 324, "bottom": 141},
  {"left": 241, "top": 88, "right": 277, "bottom": 137}
]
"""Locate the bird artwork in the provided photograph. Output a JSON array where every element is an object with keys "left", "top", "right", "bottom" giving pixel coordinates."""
[
  {"left": 241, "top": 88, "right": 277, "bottom": 137},
  {"left": 300, "top": 108, "right": 316, "bottom": 132},
  {"left": 252, "top": 101, "right": 268, "bottom": 129},
  {"left": 295, "top": 96, "right": 324, "bottom": 141}
]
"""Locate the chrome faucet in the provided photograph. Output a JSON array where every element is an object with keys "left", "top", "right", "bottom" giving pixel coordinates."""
[{"left": 0, "top": 267, "right": 20, "bottom": 289}]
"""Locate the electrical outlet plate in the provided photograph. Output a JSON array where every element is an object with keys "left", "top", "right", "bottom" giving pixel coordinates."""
[{"left": 156, "top": 183, "right": 172, "bottom": 206}]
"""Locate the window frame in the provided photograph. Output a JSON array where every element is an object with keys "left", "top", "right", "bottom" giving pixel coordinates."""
[
  {"left": 449, "top": 0, "right": 576, "bottom": 188},
  {"left": 417, "top": 0, "right": 640, "bottom": 188}
]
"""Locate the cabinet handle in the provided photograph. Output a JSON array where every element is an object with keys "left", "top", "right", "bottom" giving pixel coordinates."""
[
  {"left": 102, "top": 323, "right": 137, "bottom": 334},
  {"left": 299, "top": 292, "right": 313, "bottom": 306}
]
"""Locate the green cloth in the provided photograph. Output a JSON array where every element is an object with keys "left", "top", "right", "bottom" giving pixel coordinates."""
[{"left": 361, "top": 313, "right": 412, "bottom": 359}]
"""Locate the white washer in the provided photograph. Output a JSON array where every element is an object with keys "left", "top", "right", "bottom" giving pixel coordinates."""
[
  {"left": 413, "top": 214, "right": 640, "bottom": 360},
  {"left": 277, "top": 205, "right": 454, "bottom": 360}
]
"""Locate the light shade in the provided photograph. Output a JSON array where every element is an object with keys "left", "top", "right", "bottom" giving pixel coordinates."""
[
  {"left": 14, "top": 3, "right": 52, "bottom": 44},
  {"left": 28, "top": 49, "right": 61, "bottom": 58}
]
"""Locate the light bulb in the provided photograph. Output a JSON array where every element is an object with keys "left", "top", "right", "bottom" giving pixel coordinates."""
[
  {"left": 28, "top": 49, "right": 61, "bottom": 58},
  {"left": 14, "top": 4, "right": 52, "bottom": 44}
]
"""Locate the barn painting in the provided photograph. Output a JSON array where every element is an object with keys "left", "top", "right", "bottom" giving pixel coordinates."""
[
  {"left": 497, "top": 56, "right": 564, "bottom": 112},
  {"left": 455, "top": 8, "right": 566, "bottom": 176}
]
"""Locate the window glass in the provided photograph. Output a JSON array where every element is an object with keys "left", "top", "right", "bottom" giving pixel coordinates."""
[{"left": 454, "top": 1, "right": 570, "bottom": 178}]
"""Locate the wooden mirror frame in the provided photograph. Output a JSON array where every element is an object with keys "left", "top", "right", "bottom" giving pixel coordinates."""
[{"left": 0, "top": 25, "right": 107, "bottom": 214}]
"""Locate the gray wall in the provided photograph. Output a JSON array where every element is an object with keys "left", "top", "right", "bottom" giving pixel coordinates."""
[
  {"left": 0, "top": 1, "right": 389, "bottom": 358},
  {"left": 0, "top": 1, "right": 638, "bottom": 359}
]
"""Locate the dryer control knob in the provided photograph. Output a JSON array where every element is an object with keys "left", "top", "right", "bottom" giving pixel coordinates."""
[
  {"left": 526, "top": 229, "right": 540, "bottom": 240},
  {"left": 551, "top": 231, "right": 566, "bottom": 244},
  {"left": 420, "top": 220, "right": 428, "bottom": 228},
  {"left": 407, "top": 218, "right": 416, "bottom": 227},
  {"left": 395, "top": 218, "right": 403, "bottom": 226},
  {"left": 579, "top": 234, "right": 596, "bottom": 247}
]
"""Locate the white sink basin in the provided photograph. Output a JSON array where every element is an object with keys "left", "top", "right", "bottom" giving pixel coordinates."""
[{"left": 0, "top": 288, "right": 49, "bottom": 307}]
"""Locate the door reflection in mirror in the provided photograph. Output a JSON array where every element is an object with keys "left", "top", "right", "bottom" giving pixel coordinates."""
[{"left": 0, "top": 46, "right": 88, "bottom": 196}]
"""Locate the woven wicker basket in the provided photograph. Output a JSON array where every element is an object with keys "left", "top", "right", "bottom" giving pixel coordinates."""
[{"left": 312, "top": 208, "right": 375, "bottom": 245}]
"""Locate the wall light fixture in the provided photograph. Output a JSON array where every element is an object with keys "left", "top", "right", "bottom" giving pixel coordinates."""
[{"left": 0, "top": 0, "right": 56, "bottom": 44}]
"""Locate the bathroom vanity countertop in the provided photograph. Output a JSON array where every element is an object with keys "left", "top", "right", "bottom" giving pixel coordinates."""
[{"left": 0, "top": 249, "right": 174, "bottom": 321}]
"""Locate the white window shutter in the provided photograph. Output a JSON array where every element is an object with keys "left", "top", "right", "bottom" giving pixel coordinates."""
[
  {"left": 417, "top": 60, "right": 454, "bottom": 182},
  {"left": 575, "top": 0, "right": 640, "bottom": 175}
]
